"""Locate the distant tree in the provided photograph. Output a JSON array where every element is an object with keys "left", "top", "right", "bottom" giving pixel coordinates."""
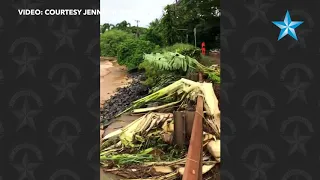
[
  {"left": 115, "top": 20, "right": 131, "bottom": 30},
  {"left": 161, "top": 5, "right": 179, "bottom": 45},
  {"left": 141, "top": 20, "right": 164, "bottom": 46},
  {"left": 148, "top": 0, "right": 220, "bottom": 49},
  {"left": 100, "top": 23, "right": 114, "bottom": 33}
]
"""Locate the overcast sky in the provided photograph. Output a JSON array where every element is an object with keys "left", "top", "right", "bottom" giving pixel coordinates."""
[{"left": 100, "top": 0, "right": 174, "bottom": 27}]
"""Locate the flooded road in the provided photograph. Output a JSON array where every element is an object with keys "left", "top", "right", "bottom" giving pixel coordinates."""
[
  {"left": 100, "top": 58, "right": 132, "bottom": 109},
  {"left": 100, "top": 58, "right": 135, "bottom": 180}
]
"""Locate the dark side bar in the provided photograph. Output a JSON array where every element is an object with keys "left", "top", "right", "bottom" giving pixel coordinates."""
[
  {"left": 221, "top": 0, "right": 320, "bottom": 179},
  {"left": 0, "top": 0, "right": 100, "bottom": 179}
]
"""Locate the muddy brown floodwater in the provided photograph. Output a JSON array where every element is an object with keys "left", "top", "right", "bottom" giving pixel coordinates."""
[
  {"left": 100, "top": 59, "right": 132, "bottom": 108},
  {"left": 100, "top": 58, "right": 136, "bottom": 180}
]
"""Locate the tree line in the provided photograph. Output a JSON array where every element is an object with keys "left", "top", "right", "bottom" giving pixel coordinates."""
[{"left": 100, "top": 0, "right": 220, "bottom": 50}]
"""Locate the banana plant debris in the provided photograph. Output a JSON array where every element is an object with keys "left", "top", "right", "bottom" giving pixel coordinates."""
[{"left": 100, "top": 78, "right": 221, "bottom": 180}]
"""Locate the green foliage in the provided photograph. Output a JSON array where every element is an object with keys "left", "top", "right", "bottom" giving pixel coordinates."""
[
  {"left": 207, "top": 65, "right": 220, "bottom": 84},
  {"left": 141, "top": 28, "right": 164, "bottom": 46},
  {"left": 138, "top": 61, "right": 157, "bottom": 85},
  {"left": 208, "top": 73, "right": 220, "bottom": 84},
  {"left": 153, "top": 45, "right": 161, "bottom": 53},
  {"left": 160, "top": 5, "right": 179, "bottom": 45},
  {"left": 110, "top": 20, "right": 148, "bottom": 37},
  {"left": 139, "top": 61, "right": 180, "bottom": 92},
  {"left": 100, "top": 24, "right": 107, "bottom": 34},
  {"left": 139, "top": 44, "right": 200, "bottom": 90},
  {"left": 126, "top": 26, "right": 147, "bottom": 36},
  {"left": 100, "top": 30, "right": 134, "bottom": 57},
  {"left": 100, "top": 23, "right": 114, "bottom": 33},
  {"left": 142, "top": 18, "right": 165, "bottom": 46},
  {"left": 162, "top": 43, "right": 201, "bottom": 59},
  {"left": 143, "top": 52, "right": 220, "bottom": 84},
  {"left": 102, "top": 152, "right": 154, "bottom": 166},
  {"left": 143, "top": 52, "right": 195, "bottom": 72},
  {"left": 145, "top": 0, "right": 220, "bottom": 49},
  {"left": 199, "top": 55, "right": 215, "bottom": 67},
  {"left": 115, "top": 20, "right": 131, "bottom": 31},
  {"left": 117, "top": 39, "right": 156, "bottom": 70}
]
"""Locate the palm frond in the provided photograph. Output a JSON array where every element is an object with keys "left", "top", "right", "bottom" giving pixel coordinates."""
[
  {"left": 143, "top": 52, "right": 195, "bottom": 72},
  {"left": 143, "top": 52, "right": 220, "bottom": 83}
]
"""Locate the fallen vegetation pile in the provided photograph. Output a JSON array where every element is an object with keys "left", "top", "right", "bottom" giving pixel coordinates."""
[
  {"left": 100, "top": 0, "right": 221, "bottom": 178},
  {"left": 101, "top": 76, "right": 220, "bottom": 179}
]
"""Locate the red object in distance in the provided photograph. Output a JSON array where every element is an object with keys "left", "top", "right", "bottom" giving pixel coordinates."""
[{"left": 201, "top": 42, "right": 206, "bottom": 55}]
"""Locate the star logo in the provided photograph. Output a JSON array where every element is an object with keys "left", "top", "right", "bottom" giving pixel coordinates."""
[
  {"left": 284, "top": 71, "right": 309, "bottom": 104},
  {"left": 272, "top": 10, "right": 303, "bottom": 41},
  {"left": 245, "top": 0, "right": 274, "bottom": 24},
  {"left": 11, "top": 153, "right": 41, "bottom": 180},
  {"left": 52, "top": 19, "right": 79, "bottom": 51},
  {"left": 245, "top": 97, "right": 273, "bottom": 131},
  {"left": 12, "top": 0, "right": 43, "bottom": 25},
  {"left": 12, "top": 97, "right": 41, "bottom": 131},
  {"left": 282, "top": 125, "right": 310, "bottom": 156},
  {"left": 13, "top": 45, "right": 39, "bottom": 78},
  {"left": 53, "top": 125, "right": 78, "bottom": 156},
  {"left": 244, "top": 152, "right": 273, "bottom": 180},
  {"left": 245, "top": 45, "right": 272, "bottom": 78},
  {"left": 51, "top": 72, "right": 79, "bottom": 104}
]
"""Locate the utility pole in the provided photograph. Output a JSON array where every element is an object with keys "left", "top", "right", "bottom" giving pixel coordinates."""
[
  {"left": 194, "top": 27, "right": 197, "bottom": 47},
  {"left": 135, "top": 20, "right": 140, "bottom": 38},
  {"left": 177, "top": 29, "right": 188, "bottom": 43},
  {"left": 135, "top": 20, "right": 140, "bottom": 27}
]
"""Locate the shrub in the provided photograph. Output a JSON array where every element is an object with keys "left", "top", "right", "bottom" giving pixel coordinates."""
[
  {"left": 140, "top": 29, "right": 164, "bottom": 46},
  {"left": 100, "top": 30, "right": 134, "bottom": 57},
  {"left": 117, "top": 39, "right": 156, "bottom": 70},
  {"left": 162, "top": 43, "right": 201, "bottom": 59},
  {"left": 139, "top": 61, "right": 179, "bottom": 92}
]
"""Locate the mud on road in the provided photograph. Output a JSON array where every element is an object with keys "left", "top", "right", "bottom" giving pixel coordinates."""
[
  {"left": 100, "top": 58, "right": 132, "bottom": 108},
  {"left": 100, "top": 58, "right": 148, "bottom": 180}
]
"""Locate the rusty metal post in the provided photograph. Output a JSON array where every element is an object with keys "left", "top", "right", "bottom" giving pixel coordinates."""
[
  {"left": 197, "top": 73, "right": 203, "bottom": 180},
  {"left": 182, "top": 73, "right": 204, "bottom": 180},
  {"left": 182, "top": 96, "right": 203, "bottom": 180}
]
